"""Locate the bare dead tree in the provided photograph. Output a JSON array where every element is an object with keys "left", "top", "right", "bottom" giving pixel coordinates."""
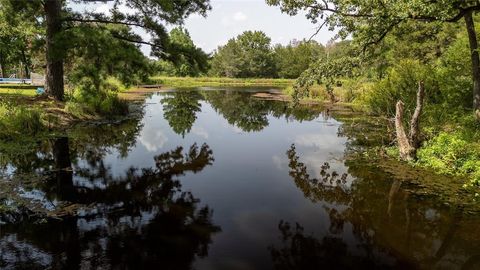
[{"left": 395, "top": 81, "right": 425, "bottom": 161}]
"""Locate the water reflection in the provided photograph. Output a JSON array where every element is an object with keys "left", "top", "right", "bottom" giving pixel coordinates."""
[
  {"left": 0, "top": 89, "right": 479, "bottom": 269},
  {"left": 0, "top": 136, "right": 220, "bottom": 269},
  {"left": 284, "top": 143, "right": 480, "bottom": 269},
  {"left": 159, "top": 90, "right": 324, "bottom": 133},
  {"left": 204, "top": 91, "right": 323, "bottom": 132},
  {"left": 161, "top": 90, "right": 203, "bottom": 137},
  {"left": 268, "top": 220, "right": 406, "bottom": 269}
]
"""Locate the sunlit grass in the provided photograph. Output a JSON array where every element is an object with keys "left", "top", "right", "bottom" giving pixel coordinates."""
[
  {"left": 0, "top": 84, "right": 37, "bottom": 96},
  {"left": 0, "top": 88, "right": 36, "bottom": 96},
  {"left": 151, "top": 76, "right": 295, "bottom": 87}
]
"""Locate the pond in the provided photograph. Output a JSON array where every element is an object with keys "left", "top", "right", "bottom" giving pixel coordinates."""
[{"left": 0, "top": 88, "right": 479, "bottom": 269}]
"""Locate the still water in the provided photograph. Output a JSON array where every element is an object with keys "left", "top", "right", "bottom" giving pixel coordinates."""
[{"left": 0, "top": 88, "right": 479, "bottom": 269}]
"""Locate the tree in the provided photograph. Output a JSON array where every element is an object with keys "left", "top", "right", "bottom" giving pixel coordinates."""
[
  {"left": 2, "top": 0, "right": 211, "bottom": 101},
  {"left": 155, "top": 27, "right": 209, "bottom": 77},
  {"left": 274, "top": 40, "right": 325, "bottom": 79},
  {"left": 0, "top": 2, "right": 42, "bottom": 79},
  {"left": 209, "top": 39, "right": 241, "bottom": 77},
  {"left": 267, "top": 0, "right": 480, "bottom": 119},
  {"left": 210, "top": 30, "right": 276, "bottom": 78},
  {"left": 66, "top": 24, "right": 152, "bottom": 91},
  {"left": 294, "top": 55, "right": 359, "bottom": 103}
]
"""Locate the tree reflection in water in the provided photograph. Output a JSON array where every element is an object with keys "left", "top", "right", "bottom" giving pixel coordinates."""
[
  {"left": 161, "top": 90, "right": 203, "bottom": 137},
  {"left": 160, "top": 90, "right": 324, "bottom": 133},
  {"left": 0, "top": 137, "right": 220, "bottom": 269},
  {"left": 279, "top": 144, "right": 480, "bottom": 269},
  {"left": 269, "top": 221, "right": 397, "bottom": 270},
  {"left": 204, "top": 90, "right": 323, "bottom": 132}
]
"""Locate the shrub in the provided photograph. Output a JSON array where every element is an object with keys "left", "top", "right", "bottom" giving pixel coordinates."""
[
  {"left": 363, "top": 59, "right": 438, "bottom": 117},
  {"left": 0, "top": 102, "right": 44, "bottom": 138},
  {"left": 65, "top": 101, "right": 90, "bottom": 118},
  {"left": 436, "top": 32, "right": 472, "bottom": 109},
  {"left": 99, "top": 92, "right": 129, "bottom": 116},
  {"left": 104, "top": 76, "right": 127, "bottom": 92},
  {"left": 69, "top": 77, "right": 129, "bottom": 117},
  {"left": 338, "top": 78, "right": 374, "bottom": 103},
  {"left": 417, "top": 132, "right": 480, "bottom": 187}
]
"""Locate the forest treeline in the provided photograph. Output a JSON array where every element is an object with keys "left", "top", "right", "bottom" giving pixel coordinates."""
[{"left": 155, "top": 28, "right": 327, "bottom": 79}]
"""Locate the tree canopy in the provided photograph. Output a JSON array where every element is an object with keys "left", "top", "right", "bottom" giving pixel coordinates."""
[
  {"left": 210, "top": 30, "right": 276, "bottom": 78},
  {"left": 0, "top": 0, "right": 212, "bottom": 100},
  {"left": 267, "top": 0, "right": 480, "bottom": 118},
  {"left": 155, "top": 27, "right": 209, "bottom": 77},
  {"left": 274, "top": 40, "right": 325, "bottom": 79}
]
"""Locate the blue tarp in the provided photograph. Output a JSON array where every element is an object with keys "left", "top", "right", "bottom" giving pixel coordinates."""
[
  {"left": 36, "top": 87, "right": 45, "bottom": 95},
  {"left": 0, "top": 78, "right": 32, "bottom": 83}
]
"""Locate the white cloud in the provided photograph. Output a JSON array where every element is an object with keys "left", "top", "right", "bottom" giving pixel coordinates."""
[
  {"left": 294, "top": 133, "right": 340, "bottom": 150},
  {"left": 233, "top": 11, "right": 247, "bottom": 22},
  {"left": 192, "top": 126, "right": 209, "bottom": 139},
  {"left": 138, "top": 127, "right": 168, "bottom": 152},
  {"left": 272, "top": 155, "right": 284, "bottom": 170},
  {"left": 117, "top": 4, "right": 136, "bottom": 15},
  {"left": 94, "top": 4, "right": 110, "bottom": 14}
]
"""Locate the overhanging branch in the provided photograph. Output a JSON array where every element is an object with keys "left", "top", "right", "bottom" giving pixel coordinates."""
[
  {"left": 63, "top": 17, "right": 147, "bottom": 28},
  {"left": 110, "top": 33, "right": 167, "bottom": 56}
]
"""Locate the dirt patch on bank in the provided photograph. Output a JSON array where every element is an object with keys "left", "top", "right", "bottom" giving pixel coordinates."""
[
  {"left": 251, "top": 92, "right": 291, "bottom": 101},
  {"left": 120, "top": 86, "right": 169, "bottom": 100}
]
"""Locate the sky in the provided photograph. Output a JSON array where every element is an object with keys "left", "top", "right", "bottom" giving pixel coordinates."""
[
  {"left": 70, "top": 0, "right": 336, "bottom": 56},
  {"left": 182, "top": 0, "right": 336, "bottom": 53}
]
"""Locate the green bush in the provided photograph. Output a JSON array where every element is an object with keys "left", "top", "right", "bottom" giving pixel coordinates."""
[
  {"left": 436, "top": 32, "right": 472, "bottom": 109},
  {"left": 69, "top": 77, "right": 129, "bottom": 117},
  {"left": 0, "top": 102, "right": 44, "bottom": 138},
  {"left": 363, "top": 59, "right": 438, "bottom": 116},
  {"left": 65, "top": 101, "right": 90, "bottom": 118},
  {"left": 417, "top": 132, "right": 480, "bottom": 187},
  {"left": 104, "top": 76, "right": 127, "bottom": 92},
  {"left": 338, "top": 78, "right": 374, "bottom": 103},
  {"left": 99, "top": 92, "right": 129, "bottom": 116}
]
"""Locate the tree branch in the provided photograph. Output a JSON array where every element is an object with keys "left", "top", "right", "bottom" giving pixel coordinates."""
[
  {"left": 308, "top": 20, "right": 327, "bottom": 41},
  {"left": 362, "top": 19, "right": 403, "bottom": 53},
  {"left": 63, "top": 17, "right": 147, "bottom": 28},
  {"left": 110, "top": 33, "right": 167, "bottom": 56}
]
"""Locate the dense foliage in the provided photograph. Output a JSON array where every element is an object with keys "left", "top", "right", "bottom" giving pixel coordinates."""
[
  {"left": 209, "top": 31, "right": 276, "bottom": 78},
  {"left": 155, "top": 27, "right": 209, "bottom": 77},
  {"left": 0, "top": 0, "right": 212, "bottom": 100},
  {"left": 208, "top": 31, "right": 326, "bottom": 79}
]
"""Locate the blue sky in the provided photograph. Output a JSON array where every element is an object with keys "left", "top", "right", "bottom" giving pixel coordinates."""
[{"left": 71, "top": 0, "right": 336, "bottom": 55}]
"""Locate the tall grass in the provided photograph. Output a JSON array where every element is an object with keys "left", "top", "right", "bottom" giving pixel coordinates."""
[{"left": 0, "top": 101, "right": 44, "bottom": 139}]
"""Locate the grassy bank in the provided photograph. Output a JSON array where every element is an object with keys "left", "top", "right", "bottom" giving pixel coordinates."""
[
  {"left": 151, "top": 76, "right": 294, "bottom": 87},
  {"left": 0, "top": 84, "right": 37, "bottom": 96}
]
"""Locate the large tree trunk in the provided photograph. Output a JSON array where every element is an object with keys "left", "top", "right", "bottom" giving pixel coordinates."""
[
  {"left": 395, "top": 81, "right": 425, "bottom": 161},
  {"left": 44, "top": 0, "right": 64, "bottom": 101},
  {"left": 464, "top": 11, "right": 480, "bottom": 120}
]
